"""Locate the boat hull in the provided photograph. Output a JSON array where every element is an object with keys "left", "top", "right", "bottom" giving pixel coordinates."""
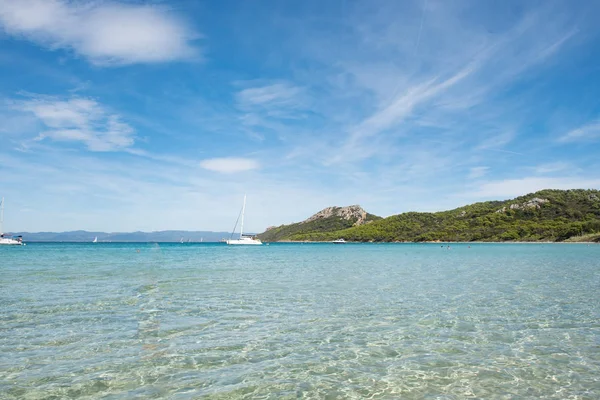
[
  {"left": 0, "top": 238, "right": 23, "bottom": 245},
  {"left": 226, "top": 238, "right": 262, "bottom": 245}
]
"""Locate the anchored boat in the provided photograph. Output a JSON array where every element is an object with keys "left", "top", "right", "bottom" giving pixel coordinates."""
[
  {"left": 0, "top": 198, "right": 24, "bottom": 246},
  {"left": 226, "top": 195, "right": 262, "bottom": 245}
]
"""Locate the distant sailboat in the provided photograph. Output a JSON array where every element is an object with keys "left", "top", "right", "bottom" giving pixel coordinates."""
[
  {"left": 226, "top": 195, "right": 262, "bottom": 245},
  {"left": 93, "top": 236, "right": 98, "bottom": 243},
  {"left": 0, "top": 197, "right": 24, "bottom": 246}
]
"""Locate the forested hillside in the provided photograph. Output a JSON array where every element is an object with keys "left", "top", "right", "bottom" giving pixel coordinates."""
[{"left": 259, "top": 189, "right": 600, "bottom": 242}]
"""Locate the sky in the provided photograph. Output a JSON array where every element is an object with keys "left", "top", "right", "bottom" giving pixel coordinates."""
[{"left": 1, "top": 0, "right": 600, "bottom": 233}]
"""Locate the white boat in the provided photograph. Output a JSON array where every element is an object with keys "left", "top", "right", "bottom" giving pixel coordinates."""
[
  {"left": 0, "top": 235, "right": 23, "bottom": 245},
  {"left": 0, "top": 197, "right": 24, "bottom": 246},
  {"left": 332, "top": 238, "right": 346, "bottom": 244},
  {"left": 93, "top": 236, "right": 98, "bottom": 243},
  {"left": 226, "top": 195, "right": 262, "bottom": 245}
]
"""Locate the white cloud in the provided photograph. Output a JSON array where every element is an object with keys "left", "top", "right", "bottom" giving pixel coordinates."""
[
  {"left": 0, "top": 0, "right": 197, "bottom": 65},
  {"left": 468, "top": 166, "right": 489, "bottom": 179},
  {"left": 16, "top": 95, "right": 135, "bottom": 151},
  {"left": 472, "top": 177, "right": 600, "bottom": 198},
  {"left": 200, "top": 157, "right": 260, "bottom": 173},
  {"left": 558, "top": 121, "right": 600, "bottom": 143}
]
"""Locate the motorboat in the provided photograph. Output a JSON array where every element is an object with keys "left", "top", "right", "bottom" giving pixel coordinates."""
[{"left": 0, "top": 234, "right": 23, "bottom": 245}]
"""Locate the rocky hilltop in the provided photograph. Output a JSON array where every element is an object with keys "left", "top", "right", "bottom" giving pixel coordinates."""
[
  {"left": 258, "top": 189, "right": 600, "bottom": 242},
  {"left": 257, "top": 205, "right": 381, "bottom": 242},
  {"left": 495, "top": 197, "right": 549, "bottom": 213},
  {"left": 304, "top": 205, "right": 371, "bottom": 226}
]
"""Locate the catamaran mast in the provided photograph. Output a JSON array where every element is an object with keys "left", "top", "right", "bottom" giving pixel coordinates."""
[
  {"left": 0, "top": 197, "right": 4, "bottom": 234},
  {"left": 239, "top": 194, "right": 246, "bottom": 239}
]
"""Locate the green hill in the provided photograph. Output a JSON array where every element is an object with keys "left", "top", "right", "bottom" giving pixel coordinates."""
[
  {"left": 259, "top": 189, "right": 600, "bottom": 242},
  {"left": 258, "top": 205, "right": 381, "bottom": 242}
]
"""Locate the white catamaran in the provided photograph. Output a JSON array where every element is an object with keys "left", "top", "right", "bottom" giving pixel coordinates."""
[
  {"left": 226, "top": 195, "right": 262, "bottom": 245},
  {"left": 0, "top": 197, "right": 24, "bottom": 246}
]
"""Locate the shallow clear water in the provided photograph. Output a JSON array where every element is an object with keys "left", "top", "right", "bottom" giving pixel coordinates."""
[{"left": 1, "top": 243, "right": 599, "bottom": 399}]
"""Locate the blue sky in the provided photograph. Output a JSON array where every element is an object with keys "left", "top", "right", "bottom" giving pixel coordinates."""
[{"left": 1, "top": 0, "right": 600, "bottom": 233}]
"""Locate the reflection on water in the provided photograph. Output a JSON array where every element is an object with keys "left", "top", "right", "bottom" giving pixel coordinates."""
[
  {"left": 137, "top": 283, "right": 162, "bottom": 359},
  {"left": 1, "top": 243, "right": 599, "bottom": 398},
  {"left": 138, "top": 244, "right": 163, "bottom": 360}
]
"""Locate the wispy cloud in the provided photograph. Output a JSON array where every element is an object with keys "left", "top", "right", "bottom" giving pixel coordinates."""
[
  {"left": 329, "top": 63, "right": 479, "bottom": 164},
  {"left": 358, "top": 63, "right": 478, "bottom": 136},
  {"left": 15, "top": 95, "right": 135, "bottom": 151},
  {"left": 200, "top": 157, "right": 260, "bottom": 173},
  {"left": 533, "top": 162, "right": 570, "bottom": 174},
  {"left": 304, "top": 1, "right": 579, "bottom": 165},
  {"left": 468, "top": 166, "right": 489, "bottom": 179},
  {"left": 237, "top": 83, "right": 304, "bottom": 109},
  {"left": 124, "top": 148, "right": 201, "bottom": 168},
  {"left": 558, "top": 121, "right": 600, "bottom": 143},
  {"left": 235, "top": 82, "right": 308, "bottom": 140},
  {"left": 475, "top": 131, "right": 516, "bottom": 151},
  {"left": 0, "top": 0, "right": 198, "bottom": 65}
]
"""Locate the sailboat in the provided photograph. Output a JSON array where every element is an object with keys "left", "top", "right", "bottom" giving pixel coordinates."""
[
  {"left": 93, "top": 236, "right": 98, "bottom": 243},
  {"left": 0, "top": 197, "right": 24, "bottom": 246},
  {"left": 226, "top": 195, "right": 262, "bottom": 245}
]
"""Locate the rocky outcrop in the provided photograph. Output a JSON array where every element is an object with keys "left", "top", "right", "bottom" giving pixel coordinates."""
[
  {"left": 525, "top": 198, "right": 550, "bottom": 208},
  {"left": 257, "top": 205, "right": 380, "bottom": 242},
  {"left": 496, "top": 197, "right": 549, "bottom": 213},
  {"left": 303, "top": 205, "right": 370, "bottom": 226}
]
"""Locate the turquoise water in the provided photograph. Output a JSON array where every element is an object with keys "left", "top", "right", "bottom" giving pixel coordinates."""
[{"left": 1, "top": 243, "right": 599, "bottom": 399}]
